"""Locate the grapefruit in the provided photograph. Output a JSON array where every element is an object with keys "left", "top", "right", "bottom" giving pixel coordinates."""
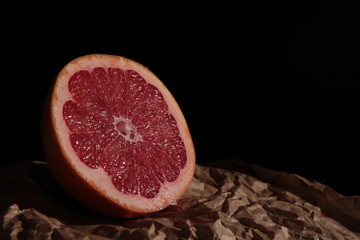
[{"left": 41, "top": 54, "right": 195, "bottom": 218}]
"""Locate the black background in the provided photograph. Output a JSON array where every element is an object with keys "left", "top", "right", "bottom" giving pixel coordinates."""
[{"left": 1, "top": 2, "right": 359, "bottom": 196}]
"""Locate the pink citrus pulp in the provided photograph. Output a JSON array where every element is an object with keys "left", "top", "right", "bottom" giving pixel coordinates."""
[{"left": 42, "top": 54, "right": 196, "bottom": 218}]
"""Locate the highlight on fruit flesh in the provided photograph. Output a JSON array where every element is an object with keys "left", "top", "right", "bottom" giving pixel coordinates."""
[{"left": 41, "top": 54, "right": 196, "bottom": 218}]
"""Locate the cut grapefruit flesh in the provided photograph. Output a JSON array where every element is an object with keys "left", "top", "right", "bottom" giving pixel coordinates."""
[{"left": 42, "top": 54, "right": 195, "bottom": 218}]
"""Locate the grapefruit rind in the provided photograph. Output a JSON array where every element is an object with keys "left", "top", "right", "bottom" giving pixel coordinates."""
[{"left": 42, "top": 54, "right": 195, "bottom": 218}]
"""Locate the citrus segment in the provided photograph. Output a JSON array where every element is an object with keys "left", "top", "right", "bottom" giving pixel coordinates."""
[
  {"left": 64, "top": 66, "right": 187, "bottom": 199},
  {"left": 42, "top": 54, "right": 195, "bottom": 218}
]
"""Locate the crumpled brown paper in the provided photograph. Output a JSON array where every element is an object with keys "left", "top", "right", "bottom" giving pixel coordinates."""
[{"left": 1, "top": 160, "right": 359, "bottom": 240}]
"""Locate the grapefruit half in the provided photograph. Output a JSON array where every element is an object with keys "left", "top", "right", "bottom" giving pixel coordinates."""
[{"left": 42, "top": 54, "right": 195, "bottom": 218}]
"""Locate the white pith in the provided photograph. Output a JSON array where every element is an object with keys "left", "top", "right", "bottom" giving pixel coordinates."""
[
  {"left": 51, "top": 54, "right": 195, "bottom": 214},
  {"left": 113, "top": 116, "right": 142, "bottom": 143}
]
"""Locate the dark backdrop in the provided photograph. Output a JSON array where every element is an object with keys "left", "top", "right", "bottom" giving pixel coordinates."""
[{"left": 1, "top": 2, "right": 359, "bottom": 196}]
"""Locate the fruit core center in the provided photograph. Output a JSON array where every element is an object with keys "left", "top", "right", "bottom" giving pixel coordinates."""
[{"left": 114, "top": 117, "right": 141, "bottom": 142}]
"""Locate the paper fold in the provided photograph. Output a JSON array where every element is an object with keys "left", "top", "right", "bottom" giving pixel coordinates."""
[{"left": 1, "top": 160, "right": 359, "bottom": 239}]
